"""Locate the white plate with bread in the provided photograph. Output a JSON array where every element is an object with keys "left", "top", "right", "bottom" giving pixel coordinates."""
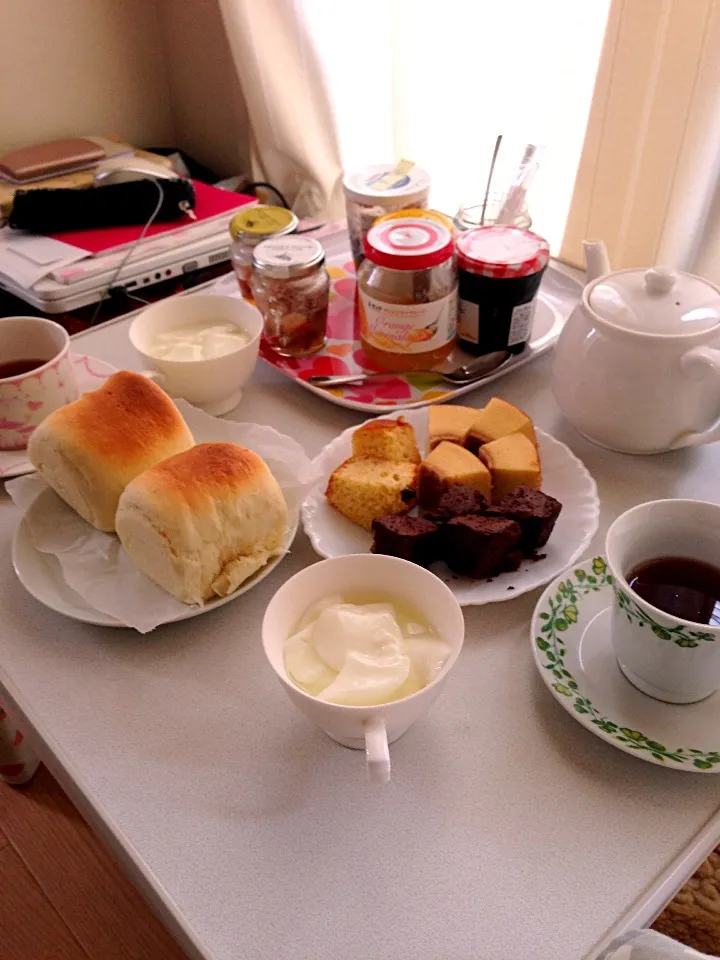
[
  {"left": 9, "top": 371, "right": 309, "bottom": 630},
  {"left": 13, "top": 494, "right": 298, "bottom": 628},
  {"left": 301, "top": 401, "right": 600, "bottom": 605}
]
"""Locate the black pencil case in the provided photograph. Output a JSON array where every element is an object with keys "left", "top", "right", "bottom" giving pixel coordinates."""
[{"left": 9, "top": 178, "right": 196, "bottom": 233}]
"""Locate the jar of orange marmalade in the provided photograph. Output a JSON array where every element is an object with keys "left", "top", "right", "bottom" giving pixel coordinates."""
[{"left": 357, "top": 218, "right": 457, "bottom": 372}]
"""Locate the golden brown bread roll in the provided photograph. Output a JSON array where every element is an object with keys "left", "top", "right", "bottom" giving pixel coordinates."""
[
  {"left": 115, "top": 442, "right": 288, "bottom": 604},
  {"left": 28, "top": 370, "right": 194, "bottom": 531}
]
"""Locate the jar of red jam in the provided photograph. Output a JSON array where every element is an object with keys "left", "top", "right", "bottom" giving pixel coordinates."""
[
  {"left": 456, "top": 226, "right": 549, "bottom": 356},
  {"left": 357, "top": 217, "right": 457, "bottom": 372},
  {"left": 251, "top": 236, "right": 329, "bottom": 357}
]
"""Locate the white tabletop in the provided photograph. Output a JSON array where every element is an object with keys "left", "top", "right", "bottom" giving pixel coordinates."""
[{"left": 2, "top": 308, "right": 720, "bottom": 960}]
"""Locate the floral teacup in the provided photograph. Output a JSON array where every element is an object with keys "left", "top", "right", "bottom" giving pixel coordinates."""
[
  {"left": 0, "top": 317, "right": 78, "bottom": 450},
  {"left": 607, "top": 499, "right": 720, "bottom": 703}
]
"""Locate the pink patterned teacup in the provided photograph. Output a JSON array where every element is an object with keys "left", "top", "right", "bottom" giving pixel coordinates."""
[{"left": 0, "top": 317, "right": 79, "bottom": 450}]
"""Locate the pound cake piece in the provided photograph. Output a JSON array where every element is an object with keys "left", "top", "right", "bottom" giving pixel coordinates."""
[
  {"left": 428, "top": 405, "right": 479, "bottom": 449},
  {"left": 465, "top": 397, "right": 537, "bottom": 454},
  {"left": 488, "top": 485, "right": 562, "bottom": 555},
  {"left": 418, "top": 441, "right": 491, "bottom": 510},
  {"left": 116, "top": 443, "right": 288, "bottom": 604},
  {"left": 424, "top": 485, "right": 488, "bottom": 523},
  {"left": 326, "top": 457, "right": 417, "bottom": 529},
  {"left": 371, "top": 515, "right": 439, "bottom": 566},
  {"left": 478, "top": 433, "right": 541, "bottom": 504},
  {"left": 28, "top": 370, "right": 194, "bottom": 532},
  {"left": 351, "top": 416, "right": 420, "bottom": 463},
  {"left": 442, "top": 515, "right": 522, "bottom": 579}
]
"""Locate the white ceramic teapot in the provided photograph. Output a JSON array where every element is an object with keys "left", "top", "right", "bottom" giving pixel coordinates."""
[{"left": 552, "top": 240, "right": 720, "bottom": 454}]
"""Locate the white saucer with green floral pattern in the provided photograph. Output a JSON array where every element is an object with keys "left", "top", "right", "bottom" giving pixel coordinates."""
[{"left": 532, "top": 557, "right": 720, "bottom": 772}]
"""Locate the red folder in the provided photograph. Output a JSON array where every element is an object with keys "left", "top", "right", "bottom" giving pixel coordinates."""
[{"left": 51, "top": 180, "right": 256, "bottom": 256}]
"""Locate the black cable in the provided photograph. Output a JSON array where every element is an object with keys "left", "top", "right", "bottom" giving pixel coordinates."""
[{"left": 241, "top": 181, "right": 290, "bottom": 210}]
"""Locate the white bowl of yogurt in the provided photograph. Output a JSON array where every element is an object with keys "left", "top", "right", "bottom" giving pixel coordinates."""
[
  {"left": 262, "top": 554, "right": 465, "bottom": 784},
  {"left": 129, "top": 294, "right": 262, "bottom": 415}
]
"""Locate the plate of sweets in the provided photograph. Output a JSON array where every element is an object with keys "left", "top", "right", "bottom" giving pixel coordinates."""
[{"left": 301, "top": 399, "right": 600, "bottom": 605}]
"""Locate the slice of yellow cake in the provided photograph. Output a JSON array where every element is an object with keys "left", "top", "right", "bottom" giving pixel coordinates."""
[
  {"left": 326, "top": 457, "right": 418, "bottom": 529},
  {"left": 465, "top": 397, "right": 537, "bottom": 453},
  {"left": 428, "top": 405, "right": 479, "bottom": 450},
  {"left": 417, "top": 441, "right": 492, "bottom": 509},
  {"left": 478, "top": 433, "right": 542, "bottom": 503},
  {"left": 351, "top": 417, "right": 420, "bottom": 463}
]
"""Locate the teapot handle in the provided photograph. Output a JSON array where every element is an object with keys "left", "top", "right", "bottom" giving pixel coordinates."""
[{"left": 671, "top": 346, "right": 720, "bottom": 448}]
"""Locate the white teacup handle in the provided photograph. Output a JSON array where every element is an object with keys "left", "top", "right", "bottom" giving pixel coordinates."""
[
  {"left": 364, "top": 715, "right": 390, "bottom": 785},
  {"left": 672, "top": 346, "right": 720, "bottom": 449}
]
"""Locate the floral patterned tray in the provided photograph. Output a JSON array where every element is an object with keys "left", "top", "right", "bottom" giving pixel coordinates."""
[{"left": 212, "top": 231, "right": 582, "bottom": 413}]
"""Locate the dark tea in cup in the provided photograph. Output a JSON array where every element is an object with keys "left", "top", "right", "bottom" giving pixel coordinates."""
[
  {"left": 0, "top": 358, "right": 47, "bottom": 379},
  {"left": 627, "top": 556, "right": 720, "bottom": 626}
]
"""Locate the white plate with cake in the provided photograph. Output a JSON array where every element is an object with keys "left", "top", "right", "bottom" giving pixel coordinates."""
[{"left": 301, "top": 401, "right": 600, "bottom": 605}]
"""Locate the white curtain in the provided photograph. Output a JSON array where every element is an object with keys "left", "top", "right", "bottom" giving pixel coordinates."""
[
  {"left": 219, "top": 0, "right": 610, "bottom": 248},
  {"left": 304, "top": 0, "right": 610, "bottom": 251},
  {"left": 217, "top": 0, "right": 344, "bottom": 218},
  {"left": 561, "top": 0, "right": 720, "bottom": 276}
]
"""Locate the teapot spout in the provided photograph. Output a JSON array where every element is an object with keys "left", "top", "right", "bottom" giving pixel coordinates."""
[{"left": 583, "top": 239, "right": 611, "bottom": 282}]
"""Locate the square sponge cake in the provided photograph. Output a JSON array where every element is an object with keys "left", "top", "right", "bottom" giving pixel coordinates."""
[
  {"left": 28, "top": 371, "right": 194, "bottom": 531},
  {"left": 115, "top": 442, "right": 288, "bottom": 604},
  {"left": 326, "top": 457, "right": 417, "bottom": 530},
  {"left": 351, "top": 417, "right": 420, "bottom": 463}
]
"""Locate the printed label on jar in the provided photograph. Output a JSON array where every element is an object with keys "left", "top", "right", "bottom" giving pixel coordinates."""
[
  {"left": 457, "top": 298, "right": 480, "bottom": 344},
  {"left": 359, "top": 289, "right": 457, "bottom": 354},
  {"left": 508, "top": 300, "right": 535, "bottom": 346}
]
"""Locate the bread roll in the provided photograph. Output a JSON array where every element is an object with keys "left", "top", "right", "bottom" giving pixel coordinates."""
[
  {"left": 28, "top": 371, "right": 194, "bottom": 531},
  {"left": 115, "top": 442, "right": 288, "bottom": 604}
]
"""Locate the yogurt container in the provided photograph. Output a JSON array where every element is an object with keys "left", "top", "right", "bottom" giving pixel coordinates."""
[{"left": 343, "top": 163, "right": 431, "bottom": 269}]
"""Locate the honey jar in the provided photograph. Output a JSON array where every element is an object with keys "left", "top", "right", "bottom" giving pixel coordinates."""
[
  {"left": 251, "top": 236, "right": 329, "bottom": 357},
  {"left": 229, "top": 206, "right": 298, "bottom": 300}
]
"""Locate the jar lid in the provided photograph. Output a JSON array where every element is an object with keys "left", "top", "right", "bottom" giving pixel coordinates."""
[
  {"left": 588, "top": 267, "right": 720, "bottom": 335},
  {"left": 252, "top": 235, "right": 325, "bottom": 278},
  {"left": 229, "top": 205, "right": 298, "bottom": 241},
  {"left": 342, "top": 164, "right": 431, "bottom": 208},
  {"left": 374, "top": 207, "right": 455, "bottom": 233},
  {"left": 457, "top": 225, "right": 550, "bottom": 278},
  {"left": 363, "top": 218, "right": 453, "bottom": 270}
]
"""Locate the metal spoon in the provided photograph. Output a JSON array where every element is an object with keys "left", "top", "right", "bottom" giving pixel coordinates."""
[{"left": 307, "top": 350, "right": 511, "bottom": 388}]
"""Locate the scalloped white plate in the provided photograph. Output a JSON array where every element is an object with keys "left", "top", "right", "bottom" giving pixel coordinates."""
[
  {"left": 12, "top": 503, "right": 298, "bottom": 628},
  {"left": 301, "top": 408, "right": 600, "bottom": 605}
]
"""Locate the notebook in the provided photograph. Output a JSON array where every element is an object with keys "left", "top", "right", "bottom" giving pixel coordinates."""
[{"left": 50, "top": 180, "right": 255, "bottom": 257}]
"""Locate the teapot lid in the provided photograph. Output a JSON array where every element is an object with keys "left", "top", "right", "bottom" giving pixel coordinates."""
[{"left": 588, "top": 267, "right": 720, "bottom": 335}]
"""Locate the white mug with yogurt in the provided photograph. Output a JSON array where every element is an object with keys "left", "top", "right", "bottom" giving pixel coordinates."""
[
  {"left": 262, "top": 554, "right": 465, "bottom": 784},
  {"left": 129, "top": 294, "right": 263, "bottom": 415}
]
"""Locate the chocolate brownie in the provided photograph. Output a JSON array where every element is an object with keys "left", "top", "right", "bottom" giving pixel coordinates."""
[
  {"left": 441, "top": 515, "right": 522, "bottom": 579},
  {"left": 424, "top": 485, "right": 488, "bottom": 523},
  {"left": 371, "top": 514, "right": 440, "bottom": 567},
  {"left": 487, "top": 485, "right": 562, "bottom": 556}
]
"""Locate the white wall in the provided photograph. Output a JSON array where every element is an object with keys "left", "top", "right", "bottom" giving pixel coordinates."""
[
  {"left": 1, "top": 0, "right": 252, "bottom": 180},
  {"left": 155, "top": 0, "right": 251, "bottom": 178},
  {"left": 0, "top": 0, "right": 174, "bottom": 154}
]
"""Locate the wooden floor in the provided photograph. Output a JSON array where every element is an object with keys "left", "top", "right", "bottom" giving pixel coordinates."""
[{"left": 0, "top": 766, "right": 188, "bottom": 960}]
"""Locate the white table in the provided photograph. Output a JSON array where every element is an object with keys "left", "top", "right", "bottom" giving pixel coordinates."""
[{"left": 2, "top": 308, "right": 720, "bottom": 960}]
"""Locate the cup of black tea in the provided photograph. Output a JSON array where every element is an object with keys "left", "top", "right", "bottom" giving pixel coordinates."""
[
  {"left": 0, "top": 317, "right": 78, "bottom": 450},
  {"left": 606, "top": 499, "right": 720, "bottom": 703}
]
